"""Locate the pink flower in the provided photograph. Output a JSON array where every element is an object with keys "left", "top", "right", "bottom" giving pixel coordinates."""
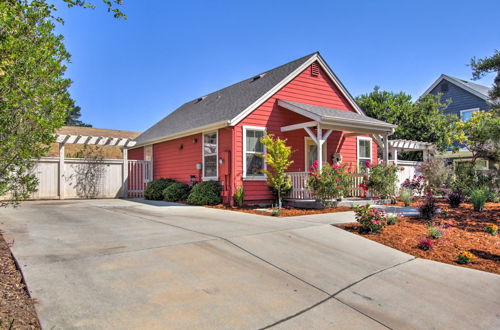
[
  {"left": 309, "top": 160, "right": 318, "bottom": 173},
  {"left": 333, "top": 163, "right": 341, "bottom": 169},
  {"left": 400, "top": 167, "right": 405, "bottom": 171},
  {"left": 358, "top": 183, "right": 368, "bottom": 191},
  {"left": 365, "top": 161, "right": 371, "bottom": 168}
]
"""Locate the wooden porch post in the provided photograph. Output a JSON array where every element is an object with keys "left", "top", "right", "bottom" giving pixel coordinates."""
[
  {"left": 122, "top": 147, "right": 128, "bottom": 198},
  {"left": 317, "top": 124, "right": 323, "bottom": 170},
  {"left": 383, "top": 132, "right": 389, "bottom": 163},
  {"left": 58, "top": 142, "right": 65, "bottom": 200}
]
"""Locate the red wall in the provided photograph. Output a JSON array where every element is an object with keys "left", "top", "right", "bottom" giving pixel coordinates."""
[
  {"left": 147, "top": 61, "right": 378, "bottom": 204},
  {"left": 234, "top": 61, "right": 377, "bottom": 203},
  {"left": 152, "top": 133, "right": 202, "bottom": 183},
  {"left": 128, "top": 147, "right": 144, "bottom": 160}
]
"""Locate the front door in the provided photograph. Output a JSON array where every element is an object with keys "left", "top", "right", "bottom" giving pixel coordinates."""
[{"left": 305, "top": 137, "right": 327, "bottom": 170}]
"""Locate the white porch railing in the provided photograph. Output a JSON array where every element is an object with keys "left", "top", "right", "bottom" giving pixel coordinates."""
[
  {"left": 128, "top": 160, "right": 152, "bottom": 197},
  {"left": 286, "top": 172, "right": 366, "bottom": 200}
]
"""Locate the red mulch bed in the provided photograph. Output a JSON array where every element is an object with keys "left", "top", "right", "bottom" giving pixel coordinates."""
[
  {"left": 339, "top": 201, "right": 500, "bottom": 274},
  {"left": 0, "top": 231, "right": 40, "bottom": 329},
  {"left": 208, "top": 204, "right": 352, "bottom": 217}
]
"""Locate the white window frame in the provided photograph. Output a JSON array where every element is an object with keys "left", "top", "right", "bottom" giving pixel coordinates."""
[
  {"left": 453, "top": 158, "right": 489, "bottom": 171},
  {"left": 357, "top": 136, "right": 372, "bottom": 171},
  {"left": 243, "top": 125, "right": 267, "bottom": 181},
  {"left": 202, "top": 131, "right": 218, "bottom": 180},
  {"left": 460, "top": 108, "right": 480, "bottom": 121},
  {"left": 304, "top": 136, "right": 327, "bottom": 171}
]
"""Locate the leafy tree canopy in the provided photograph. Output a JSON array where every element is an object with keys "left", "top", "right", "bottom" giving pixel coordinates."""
[
  {"left": 0, "top": 0, "right": 123, "bottom": 205},
  {"left": 453, "top": 111, "right": 500, "bottom": 164},
  {"left": 356, "top": 87, "right": 458, "bottom": 153},
  {"left": 470, "top": 50, "right": 500, "bottom": 102},
  {"left": 65, "top": 99, "right": 92, "bottom": 127}
]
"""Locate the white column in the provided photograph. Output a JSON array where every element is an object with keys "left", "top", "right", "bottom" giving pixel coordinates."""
[
  {"left": 383, "top": 132, "right": 389, "bottom": 163},
  {"left": 317, "top": 124, "right": 323, "bottom": 171},
  {"left": 423, "top": 149, "right": 429, "bottom": 161},
  {"left": 393, "top": 148, "right": 398, "bottom": 166},
  {"left": 122, "top": 148, "right": 128, "bottom": 198},
  {"left": 59, "top": 143, "right": 65, "bottom": 200}
]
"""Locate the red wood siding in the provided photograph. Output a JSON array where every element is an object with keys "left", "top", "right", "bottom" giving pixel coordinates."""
[
  {"left": 153, "top": 133, "right": 203, "bottom": 183},
  {"left": 235, "top": 61, "right": 375, "bottom": 202},
  {"left": 128, "top": 147, "right": 144, "bottom": 160}
]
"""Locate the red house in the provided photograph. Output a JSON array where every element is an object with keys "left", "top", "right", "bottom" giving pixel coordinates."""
[{"left": 129, "top": 52, "right": 396, "bottom": 204}]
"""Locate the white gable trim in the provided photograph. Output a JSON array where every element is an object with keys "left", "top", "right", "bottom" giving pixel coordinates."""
[
  {"left": 421, "top": 74, "right": 489, "bottom": 101},
  {"left": 229, "top": 53, "right": 365, "bottom": 126}
]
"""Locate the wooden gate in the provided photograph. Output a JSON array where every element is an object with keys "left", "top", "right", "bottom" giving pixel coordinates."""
[{"left": 128, "top": 160, "right": 152, "bottom": 197}]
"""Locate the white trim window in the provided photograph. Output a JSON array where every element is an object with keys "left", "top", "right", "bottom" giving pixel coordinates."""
[
  {"left": 202, "top": 131, "right": 218, "bottom": 179},
  {"left": 460, "top": 108, "right": 480, "bottom": 122},
  {"left": 357, "top": 137, "right": 372, "bottom": 171},
  {"left": 243, "top": 126, "right": 266, "bottom": 180}
]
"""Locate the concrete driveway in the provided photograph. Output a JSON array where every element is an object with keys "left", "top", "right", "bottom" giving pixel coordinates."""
[{"left": 0, "top": 199, "right": 498, "bottom": 329}]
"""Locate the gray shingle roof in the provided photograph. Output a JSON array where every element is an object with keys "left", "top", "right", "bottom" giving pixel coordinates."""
[
  {"left": 134, "top": 52, "right": 319, "bottom": 146},
  {"left": 278, "top": 100, "right": 396, "bottom": 129},
  {"left": 444, "top": 75, "right": 491, "bottom": 99}
]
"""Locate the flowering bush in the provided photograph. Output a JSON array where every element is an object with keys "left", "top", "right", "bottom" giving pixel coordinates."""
[
  {"left": 401, "top": 175, "right": 424, "bottom": 195},
  {"left": 352, "top": 204, "right": 387, "bottom": 233},
  {"left": 457, "top": 251, "right": 475, "bottom": 264},
  {"left": 484, "top": 223, "right": 498, "bottom": 235},
  {"left": 417, "top": 237, "right": 434, "bottom": 250},
  {"left": 307, "top": 161, "right": 351, "bottom": 207},
  {"left": 363, "top": 162, "right": 399, "bottom": 199}
]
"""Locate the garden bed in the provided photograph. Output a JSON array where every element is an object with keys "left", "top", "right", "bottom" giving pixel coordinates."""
[
  {"left": 208, "top": 204, "right": 352, "bottom": 217},
  {"left": 338, "top": 201, "right": 500, "bottom": 274},
  {"left": 0, "top": 231, "right": 40, "bottom": 329}
]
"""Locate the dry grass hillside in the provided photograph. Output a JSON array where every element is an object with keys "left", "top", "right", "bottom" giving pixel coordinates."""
[{"left": 48, "top": 126, "right": 141, "bottom": 159}]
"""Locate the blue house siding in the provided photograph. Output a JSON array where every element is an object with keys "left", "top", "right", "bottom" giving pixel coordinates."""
[{"left": 429, "top": 80, "right": 490, "bottom": 117}]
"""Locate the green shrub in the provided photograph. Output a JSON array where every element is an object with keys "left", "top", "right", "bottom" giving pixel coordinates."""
[
  {"left": 418, "top": 159, "right": 453, "bottom": 193},
  {"left": 271, "top": 208, "right": 281, "bottom": 216},
  {"left": 365, "top": 163, "right": 399, "bottom": 199},
  {"left": 233, "top": 186, "right": 244, "bottom": 207},
  {"left": 470, "top": 187, "right": 488, "bottom": 212},
  {"left": 386, "top": 215, "right": 399, "bottom": 225},
  {"left": 419, "top": 193, "right": 438, "bottom": 220},
  {"left": 163, "top": 182, "right": 191, "bottom": 202},
  {"left": 187, "top": 181, "right": 221, "bottom": 205},
  {"left": 144, "top": 178, "right": 177, "bottom": 200},
  {"left": 452, "top": 163, "right": 493, "bottom": 198},
  {"left": 399, "top": 188, "right": 413, "bottom": 207}
]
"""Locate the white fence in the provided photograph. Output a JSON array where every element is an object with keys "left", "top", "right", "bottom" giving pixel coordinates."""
[
  {"left": 26, "top": 157, "right": 126, "bottom": 199},
  {"left": 2, "top": 157, "right": 153, "bottom": 200},
  {"left": 395, "top": 160, "right": 421, "bottom": 189}
]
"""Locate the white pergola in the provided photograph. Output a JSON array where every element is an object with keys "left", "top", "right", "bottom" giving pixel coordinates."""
[
  {"left": 388, "top": 139, "right": 435, "bottom": 164},
  {"left": 55, "top": 134, "right": 136, "bottom": 199}
]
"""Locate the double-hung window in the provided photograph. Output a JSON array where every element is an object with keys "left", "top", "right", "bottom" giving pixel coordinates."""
[
  {"left": 203, "top": 132, "right": 218, "bottom": 179},
  {"left": 357, "top": 137, "right": 372, "bottom": 171},
  {"left": 243, "top": 126, "right": 265, "bottom": 179},
  {"left": 460, "top": 108, "right": 479, "bottom": 122}
]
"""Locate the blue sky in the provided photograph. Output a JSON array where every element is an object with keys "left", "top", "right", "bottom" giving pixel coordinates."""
[{"left": 55, "top": 0, "right": 500, "bottom": 132}]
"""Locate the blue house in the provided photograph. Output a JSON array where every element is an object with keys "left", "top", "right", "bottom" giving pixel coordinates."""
[
  {"left": 421, "top": 74, "right": 493, "bottom": 169},
  {"left": 421, "top": 74, "right": 492, "bottom": 121}
]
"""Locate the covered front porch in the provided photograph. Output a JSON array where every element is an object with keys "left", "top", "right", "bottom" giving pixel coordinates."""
[{"left": 277, "top": 100, "right": 397, "bottom": 202}]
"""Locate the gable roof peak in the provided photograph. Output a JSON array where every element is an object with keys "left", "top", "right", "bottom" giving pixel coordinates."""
[{"left": 421, "top": 73, "right": 491, "bottom": 101}]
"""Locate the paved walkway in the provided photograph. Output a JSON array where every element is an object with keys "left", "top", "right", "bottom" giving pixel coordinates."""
[{"left": 0, "top": 199, "right": 498, "bottom": 329}]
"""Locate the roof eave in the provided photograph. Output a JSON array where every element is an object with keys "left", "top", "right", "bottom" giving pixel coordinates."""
[{"left": 131, "top": 120, "right": 230, "bottom": 149}]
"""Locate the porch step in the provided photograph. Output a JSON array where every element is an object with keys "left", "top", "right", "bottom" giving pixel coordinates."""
[{"left": 284, "top": 198, "right": 389, "bottom": 209}]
